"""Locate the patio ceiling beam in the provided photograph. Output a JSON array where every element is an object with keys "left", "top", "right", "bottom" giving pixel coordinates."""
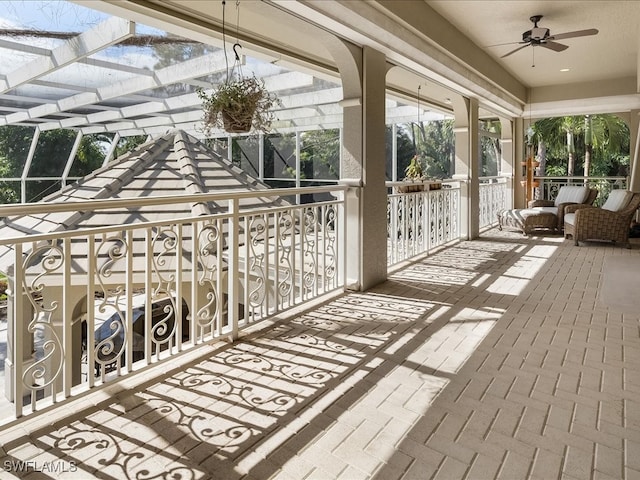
[
  {"left": 79, "top": 57, "right": 157, "bottom": 77},
  {"left": 34, "top": 71, "right": 318, "bottom": 131},
  {"left": 0, "top": 17, "right": 135, "bottom": 94},
  {"left": 0, "top": 38, "right": 51, "bottom": 56},
  {"left": 0, "top": 50, "right": 234, "bottom": 126},
  {"left": 31, "top": 79, "right": 98, "bottom": 93},
  {"left": 34, "top": 97, "right": 432, "bottom": 135}
]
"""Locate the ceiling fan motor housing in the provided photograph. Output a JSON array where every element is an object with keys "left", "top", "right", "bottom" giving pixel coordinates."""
[{"left": 523, "top": 26, "right": 549, "bottom": 42}]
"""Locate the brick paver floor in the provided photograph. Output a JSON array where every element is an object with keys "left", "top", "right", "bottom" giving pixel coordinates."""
[{"left": 1, "top": 228, "right": 639, "bottom": 479}]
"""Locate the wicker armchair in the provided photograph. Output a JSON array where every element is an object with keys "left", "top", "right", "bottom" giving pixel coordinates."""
[
  {"left": 528, "top": 187, "right": 598, "bottom": 231},
  {"left": 564, "top": 192, "right": 640, "bottom": 248}
]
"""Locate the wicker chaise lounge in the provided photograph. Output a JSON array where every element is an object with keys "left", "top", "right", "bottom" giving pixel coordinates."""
[
  {"left": 564, "top": 190, "right": 640, "bottom": 248},
  {"left": 527, "top": 187, "right": 598, "bottom": 231},
  {"left": 498, "top": 186, "right": 597, "bottom": 235}
]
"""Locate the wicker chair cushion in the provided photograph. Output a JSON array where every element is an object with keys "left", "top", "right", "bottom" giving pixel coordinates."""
[
  {"left": 564, "top": 212, "right": 576, "bottom": 226},
  {"left": 554, "top": 186, "right": 589, "bottom": 206},
  {"left": 535, "top": 206, "right": 558, "bottom": 215},
  {"left": 601, "top": 189, "right": 633, "bottom": 212}
]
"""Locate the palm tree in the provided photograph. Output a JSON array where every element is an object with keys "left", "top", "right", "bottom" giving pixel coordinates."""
[
  {"left": 584, "top": 115, "right": 593, "bottom": 178},
  {"left": 530, "top": 117, "right": 566, "bottom": 176},
  {"left": 560, "top": 116, "right": 582, "bottom": 176},
  {"left": 532, "top": 114, "right": 629, "bottom": 179},
  {"left": 583, "top": 114, "right": 627, "bottom": 177}
]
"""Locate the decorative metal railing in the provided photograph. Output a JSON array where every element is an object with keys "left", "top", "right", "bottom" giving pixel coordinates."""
[
  {"left": 479, "top": 176, "right": 508, "bottom": 229},
  {"left": 386, "top": 182, "right": 461, "bottom": 266},
  {"left": 534, "top": 176, "right": 628, "bottom": 206},
  {"left": 0, "top": 187, "right": 346, "bottom": 421}
]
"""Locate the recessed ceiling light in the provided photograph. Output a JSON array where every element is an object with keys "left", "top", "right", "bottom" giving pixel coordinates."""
[{"left": 560, "top": 68, "right": 570, "bottom": 72}]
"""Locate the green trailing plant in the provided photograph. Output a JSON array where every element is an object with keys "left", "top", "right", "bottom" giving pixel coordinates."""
[
  {"left": 197, "top": 1, "right": 281, "bottom": 134},
  {"left": 197, "top": 76, "right": 280, "bottom": 134},
  {"left": 404, "top": 154, "right": 425, "bottom": 181}
]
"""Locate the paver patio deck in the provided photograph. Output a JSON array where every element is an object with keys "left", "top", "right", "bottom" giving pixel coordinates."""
[{"left": 1, "top": 228, "right": 639, "bottom": 479}]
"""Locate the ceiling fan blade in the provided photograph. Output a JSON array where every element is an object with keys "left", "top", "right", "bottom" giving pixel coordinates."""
[
  {"left": 501, "top": 44, "right": 529, "bottom": 58},
  {"left": 547, "top": 28, "right": 598, "bottom": 41},
  {"left": 541, "top": 41, "right": 568, "bottom": 52},
  {"left": 486, "top": 40, "right": 525, "bottom": 48}
]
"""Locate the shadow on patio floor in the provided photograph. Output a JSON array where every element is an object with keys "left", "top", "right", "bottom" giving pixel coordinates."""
[{"left": 1, "top": 228, "right": 639, "bottom": 479}]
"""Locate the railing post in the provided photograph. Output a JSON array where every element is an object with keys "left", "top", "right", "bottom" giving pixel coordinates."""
[
  {"left": 340, "top": 180, "right": 362, "bottom": 290},
  {"left": 228, "top": 198, "right": 239, "bottom": 340},
  {"left": 4, "top": 265, "right": 16, "bottom": 406}
]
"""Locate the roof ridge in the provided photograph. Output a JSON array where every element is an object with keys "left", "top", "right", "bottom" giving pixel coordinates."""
[
  {"left": 174, "top": 130, "right": 211, "bottom": 216},
  {"left": 27, "top": 133, "right": 175, "bottom": 232}
]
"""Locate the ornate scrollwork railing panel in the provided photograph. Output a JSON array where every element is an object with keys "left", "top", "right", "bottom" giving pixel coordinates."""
[
  {"left": 92, "top": 233, "right": 129, "bottom": 381},
  {"left": 20, "top": 240, "right": 65, "bottom": 410},
  {"left": 4, "top": 186, "right": 347, "bottom": 421},
  {"left": 194, "top": 219, "right": 223, "bottom": 343}
]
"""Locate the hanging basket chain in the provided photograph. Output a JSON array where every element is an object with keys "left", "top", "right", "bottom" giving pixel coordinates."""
[
  {"left": 222, "top": 0, "right": 230, "bottom": 84},
  {"left": 197, "top": 0, "right": 280, "bottom": 134},
  {"left": 233, "top": 0, "right": 243, "bottom": 80}
]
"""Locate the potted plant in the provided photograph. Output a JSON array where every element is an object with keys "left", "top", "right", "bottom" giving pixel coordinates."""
[
  {"left": 197, "top": 75, "right": 281, "bottom": 134},
  {"left": 396, "top": 155, "right": 426, "bottom": 193}
]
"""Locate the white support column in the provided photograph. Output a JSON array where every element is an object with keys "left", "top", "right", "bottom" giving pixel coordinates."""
[
  {"left": 62, "top": 131, "right": 83, "bottom": 187},
  {"left": 102, "top": 133, "right": 121, "bottom": 167},
  {"left": 514, "top": 118, "right": 526, "bottom": 208},
  {"left": 258, "top": 132, "right": 265, "bottom": 181},
  {"left": 295, "top": 131, "right": 301, "bottom": 204},
  {"left": 391, "top": 124, "right": 398, "bottom": 181},
  {"left": 629, "top": 110, "right": 640, "bottom": 192},
  {"left": 499, "top": 118, "right": 515, "bottom": 209},
  {"left": 21, "top": 128, "right": 40, "bottom": 203},
  {"left": 340, "top": 46, "right": 388, "bottom": 290},
  {"left": 452, "top": 97, "right": 480, "bottom": 240}
]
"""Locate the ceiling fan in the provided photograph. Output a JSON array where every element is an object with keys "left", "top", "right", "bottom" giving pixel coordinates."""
[{"left": 497, "top": 15, "right": 598, "bottom": 59}]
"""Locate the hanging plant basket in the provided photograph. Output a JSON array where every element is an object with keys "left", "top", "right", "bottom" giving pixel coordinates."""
[
  {"left": 198, "top": 2, "right": 281, "bottom": 135},
  {"left": 198, "top": 76, "right": 280, "bottom": 135},
  {"left": 222, "top": 105, "right": 256, "bottom": 133}
]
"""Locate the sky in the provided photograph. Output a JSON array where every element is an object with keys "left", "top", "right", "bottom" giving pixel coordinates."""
[
  {"left": 0, "top": 0, "right": 284, "bottom": 88},
  {"left": 0, "top": 0, "right": 160, "bottom": 35},
  {"left": 0, "top": 0, "right": 166, "bottom": 87}
]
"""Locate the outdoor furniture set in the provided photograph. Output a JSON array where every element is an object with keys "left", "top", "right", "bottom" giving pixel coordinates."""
[
  {"left": 564, "top": 190, "right": 640, "bottom": 248},
  {"left": 498, "top": 185, "right": 640, "bottom": 248}
]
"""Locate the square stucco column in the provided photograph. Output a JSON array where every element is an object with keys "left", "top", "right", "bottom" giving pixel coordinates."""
[
  {"left": 452, "top": 97, "right": 480, "bottom": 240},
  {"left": 629, "top": 110, "right": 640, "bottom": 192},
  {"left": 499, "top": 137, "right": 515, "bottom": 209},
  {"left": 341, "top": 47, "right": 387, "bottom": 290},
  {"left": 513, "top": 118, "right": 526, "bottom": 208}
]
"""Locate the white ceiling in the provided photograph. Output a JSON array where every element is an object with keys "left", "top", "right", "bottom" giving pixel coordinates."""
[
  {"left": 427, "top": 0, "right": 639, "bottom": 89},
  {"left": 110, "top": 0, "right": 638, "bottom": 118},
  {"left": 2, "top": 0, "right": 638, "bottom": 136}
]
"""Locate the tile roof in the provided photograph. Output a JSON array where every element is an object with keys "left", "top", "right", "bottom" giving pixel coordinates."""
[
  {"left": 0, "top": 129, "right": 287, "bottom": 274},
  {"left": 0, "top": 129, "right": 281, "bottom": 238}
]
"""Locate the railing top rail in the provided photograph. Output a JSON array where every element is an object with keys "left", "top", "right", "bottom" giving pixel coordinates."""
[
  {"left": 479, "top": 176, "right": 508, "bottom": 184},
  {"left": 534, "top": 176, "right": 627, "bottom": 181},
  {"left": 0, "top": 197, "right": 344, "bottom": 246},
  {"left": 0, "top": 185, "right": 348, "bottom": 218},
  {"left": 385, "top": 179, "right": 459, "bottom": 187}
]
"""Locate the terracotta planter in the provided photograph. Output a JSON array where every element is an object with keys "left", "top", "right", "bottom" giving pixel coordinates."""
[
  {"left": 222, "top": 106, "right": 256, "bottom": 133},
  {"left": 395, "top": 183, "right": 425, "bottom": 193}
]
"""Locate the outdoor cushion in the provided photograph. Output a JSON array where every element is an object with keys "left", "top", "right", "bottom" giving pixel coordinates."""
[
  {"left": 564, "top": 212, "right": 575, "bottom": 226},
  {"left": 535, "top": 206, "right": 558, "bottom": 215},
  {"left": 601, "top": 189, "right": 633, "bottom": 212},
  {"left": 554, "top": 186, "right": 589, "bottom": 206}
]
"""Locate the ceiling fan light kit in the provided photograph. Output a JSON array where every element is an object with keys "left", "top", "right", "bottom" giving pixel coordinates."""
[{"left": 496, "top": 15, "right": 598, "bottom": 59}]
